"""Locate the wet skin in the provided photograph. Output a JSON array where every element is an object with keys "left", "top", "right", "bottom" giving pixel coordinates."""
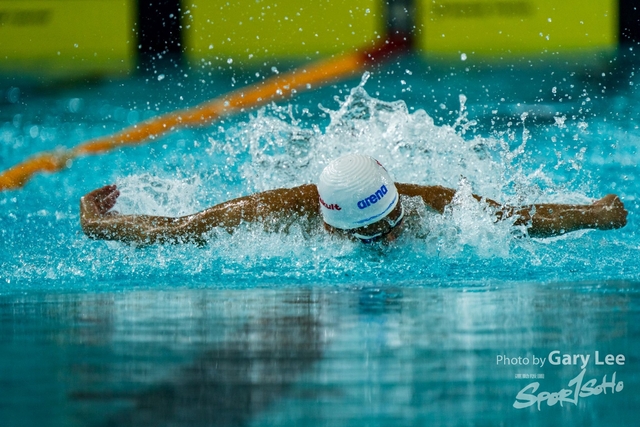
[{"left": 80, "top": 183, "right": 627, "bottom": 246}]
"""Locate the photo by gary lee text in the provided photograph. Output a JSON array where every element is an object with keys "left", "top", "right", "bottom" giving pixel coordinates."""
[{"left": 496, "top": 350, "right": 625, "bottom": 370}]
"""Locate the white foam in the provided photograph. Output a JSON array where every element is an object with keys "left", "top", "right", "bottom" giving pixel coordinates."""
[
  {"left": 114, "top": 173, "right": 204, "bottom": 217},
  {"left": 109, "top": 81, "right": 593, "bottom": 263}
]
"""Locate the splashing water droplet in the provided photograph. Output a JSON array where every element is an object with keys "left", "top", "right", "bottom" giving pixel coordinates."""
[{"left": 360, "top": 71, "right": 370, "bottom": 87}]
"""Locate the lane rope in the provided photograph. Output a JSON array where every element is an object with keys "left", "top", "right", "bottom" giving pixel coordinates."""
[{"left": 0, "top": 38, "right": 407, "bottom": 191}]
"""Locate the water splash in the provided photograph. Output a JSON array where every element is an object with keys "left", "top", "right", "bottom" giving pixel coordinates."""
[
  {"left": 2, "top": 79, "right": 632, "bottom": 290},
  {"left": 110, "top": 83, "right": 594, "bottom": 263},
  {"left": 115, "top": 173, "right": 204, "bottom": 217}
]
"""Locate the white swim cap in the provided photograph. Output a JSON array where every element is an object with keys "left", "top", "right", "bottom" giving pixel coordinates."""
[{"left": 318, "top": 154, "right": 399, "bottom": 230}]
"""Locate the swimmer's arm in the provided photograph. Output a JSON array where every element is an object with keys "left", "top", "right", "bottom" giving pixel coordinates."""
[
  {"left": 183, "top": 183, "right": 320, "bottom": 236},
  {"left": 498, "top": 195, "right": 628, "bottom": 237},
  {"left": 80, "top": 184, "right": 321, "bottom": 245},
  {"left": 395, "top": 183, "right": 627, "bottom": 237},
  {"left": 396, "top": 183, "right": 502, "bottom": 212}
]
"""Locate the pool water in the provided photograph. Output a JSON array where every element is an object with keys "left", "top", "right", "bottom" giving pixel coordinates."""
[{"left": 1, "top": 51, "right": 640, "bottom": 425}]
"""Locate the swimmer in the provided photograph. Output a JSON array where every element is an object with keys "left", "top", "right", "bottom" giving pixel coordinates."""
[{"left": 80, "top": 154, "right": 627, "bottom": 245}]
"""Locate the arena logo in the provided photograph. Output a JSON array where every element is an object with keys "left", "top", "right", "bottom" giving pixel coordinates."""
[{"left": 357, "top": 185, "right": 388, "bottom": 209}]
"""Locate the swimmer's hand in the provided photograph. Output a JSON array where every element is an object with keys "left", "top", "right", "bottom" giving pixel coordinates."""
[
  {"left": 80, "top": 184, "right": 123, "bottom": 240},
  {"left": 81, "top": 184, "right": 120, "bottom": 218},
  {"left": 590, "top": 194, "right": 627, "bottom": 230}
]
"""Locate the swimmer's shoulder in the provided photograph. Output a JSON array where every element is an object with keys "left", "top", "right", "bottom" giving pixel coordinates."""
[
  {"left": 396, "top": 183, "right": 454, "bottom": 214},
  {"left": 259, "top": 184, "right": 320, "bottom": 216},
  {"left": 285, "top": 184, "right": 319, "bottom": 202},
  {"left": 396, "top": 183, "right": 453, "bottom": 196},
  {"left": 258, "top": 184, "right": 322, "bottom": 232},
  {"left": 290, "top": 184, "right": 320, "bottom": 214},
  {"left": 293, "top": 183, "right": 319, "bottom": 195}
]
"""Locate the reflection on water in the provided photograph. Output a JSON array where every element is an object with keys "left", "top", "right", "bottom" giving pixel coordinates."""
[
  {"left": 72, "top": 292, "right": 323, "bottom": 427},
  {"left": 1, "top": 284, "right": 638, "bottom": 426}
]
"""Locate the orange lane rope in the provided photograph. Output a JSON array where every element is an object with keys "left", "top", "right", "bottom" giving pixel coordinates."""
[{"left": 0, "top": 38, "right": 407, "bottom": 191}]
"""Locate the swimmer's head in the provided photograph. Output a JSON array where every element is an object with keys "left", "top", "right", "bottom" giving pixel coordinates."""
[{"left": 318, "top": 154, "right": 399, "bottom": 232}]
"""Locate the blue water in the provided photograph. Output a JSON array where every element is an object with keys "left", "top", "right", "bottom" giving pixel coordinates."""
[{"left": 1, "top": 52, "right": 640, "bottom": 425}]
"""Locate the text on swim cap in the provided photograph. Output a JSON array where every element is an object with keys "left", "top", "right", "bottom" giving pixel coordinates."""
[
  {"left": 357, "top": 185, "right": 388, "bottom": 209},
  {"left": 319, "top": 196, "right": 341, "bottom": 211}
]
